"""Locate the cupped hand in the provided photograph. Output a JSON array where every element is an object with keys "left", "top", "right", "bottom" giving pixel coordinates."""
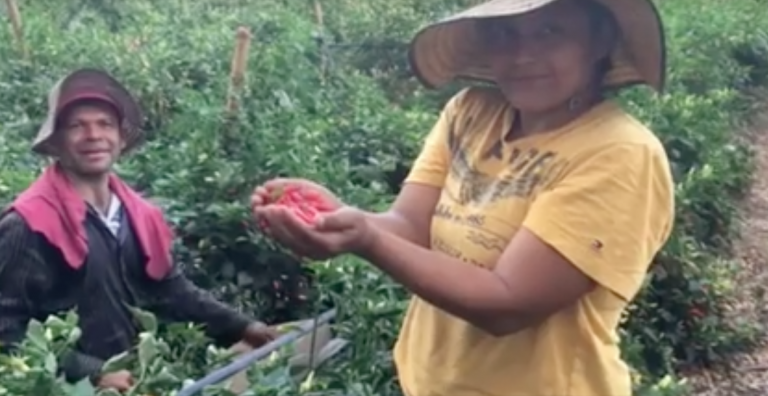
[
  {"left": 250, "top": 178, "right": 343, "bottom": 214},
  {"left": 255, "top": 203, "right": 379, "bottom": 260},
  {"left": 251, "top": 178, "right": 353, "bottom": 259}
]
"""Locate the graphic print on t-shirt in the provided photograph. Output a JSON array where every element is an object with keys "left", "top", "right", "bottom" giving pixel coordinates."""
[
  {"left": 443, "top": 115, "right": 571, "bottom": 208},
  {"left": 428, "top": 115, "right": 576, "bottom": 268}
]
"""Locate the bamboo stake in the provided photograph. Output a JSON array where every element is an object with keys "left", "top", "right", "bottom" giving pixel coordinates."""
[
  {"left": 225, "top": 26, "right": 251, "bottom": 115},
  {"left": 313, "top": 0, "right": 324, "bottom": 28},
  {"left": 312, "top": 0, "right": 327, "bottom": 82},
  {"left": 4, "top": 0, "right": 27, "bottom": 60}
]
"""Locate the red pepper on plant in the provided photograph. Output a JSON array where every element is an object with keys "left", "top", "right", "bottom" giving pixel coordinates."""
[{"left": 689, "top": 307, "right": 706, "bottom": 318}]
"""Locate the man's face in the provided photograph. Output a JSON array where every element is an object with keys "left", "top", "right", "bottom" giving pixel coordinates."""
[{"left": 54, "top": 100, "right": 125, "bottom": 178}]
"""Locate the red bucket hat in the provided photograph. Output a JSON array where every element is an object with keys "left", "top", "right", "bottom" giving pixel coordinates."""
[{"left": 32, "top": 68, "right": 144, "bottom": 156}]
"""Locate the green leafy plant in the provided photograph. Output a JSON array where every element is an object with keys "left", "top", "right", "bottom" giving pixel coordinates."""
[
  {"left": 0, "top": 312, "right": 94, "bottom": 396},
  {"left": 0, "top": 0, "right": 767, "bottom": 395},
  {"left": 0, "top": 307, "right": 325, "bottom": 396}
]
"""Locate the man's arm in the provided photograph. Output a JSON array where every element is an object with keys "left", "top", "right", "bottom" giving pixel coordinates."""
[
  {"left": 0, "top": 212, "right": 38, "bottom": 350},
  {"left": 59, "top": 350, "right": 107, "bottom": 383},
  {"left": 0, "top": 212, "right": 106, "bottom": 382},
  {"left": 144, "top": 264, "right": 253, "bottom": 347}
]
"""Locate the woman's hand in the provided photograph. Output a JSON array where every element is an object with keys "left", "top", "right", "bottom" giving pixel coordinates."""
[
  {"left": 251, "top": 178, "right": 379, "bottom": 260},
  {"left": 250, "top": 178, "right": 343, "bottom": 214}
]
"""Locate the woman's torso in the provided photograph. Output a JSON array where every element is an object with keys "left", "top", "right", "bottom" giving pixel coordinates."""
[{"left": 394, "top": 87, "right": 673, "bottom": 396}]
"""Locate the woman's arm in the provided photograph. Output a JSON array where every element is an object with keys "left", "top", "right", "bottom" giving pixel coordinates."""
[
  {"left": 358, "top": 142, "right": 674, "bottom": 336},
  {"left": 364, "top": 183, "right": 441, "bottom": 248},
  {"left": 363, "top": 91, "right": 465, "bottom": 248},
  {"left": 360, "top": 227, "right": 593, "bottom": 336}
]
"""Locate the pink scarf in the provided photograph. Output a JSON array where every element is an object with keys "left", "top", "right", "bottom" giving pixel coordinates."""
[{"left": 8, "top": 164, "right": 174, "bottom": 280}]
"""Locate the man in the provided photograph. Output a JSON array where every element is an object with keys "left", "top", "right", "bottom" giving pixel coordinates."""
[{"left": 0, "top": 68, "right": 277, "bottom": 391}]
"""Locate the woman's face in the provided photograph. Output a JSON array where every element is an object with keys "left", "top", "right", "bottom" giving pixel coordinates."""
[{"left": 478, "top": 0, "right": 610, "bottom": 113}]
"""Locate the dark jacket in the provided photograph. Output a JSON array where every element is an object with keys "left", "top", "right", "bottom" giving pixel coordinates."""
[{"left": 0, "top": 205, "right": 253, "bottom": 382}]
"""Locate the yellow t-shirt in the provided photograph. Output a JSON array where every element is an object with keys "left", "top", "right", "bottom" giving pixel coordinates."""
[{"left": 394, "top": 87, "right": 675, "bottom": 396}]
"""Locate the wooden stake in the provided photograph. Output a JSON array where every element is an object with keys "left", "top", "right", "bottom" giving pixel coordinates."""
[
  {"left": 312, "top": 0, "right": 327, "bottom": 82},
  {"left": 5, "top": 0, "right": 27, "bottom": 60},
  {"left": 226, "top": 26, "right": 252, "bottom": 115},
  {"left": 313, "top": 0, "right": 324, "bottom": 29}
]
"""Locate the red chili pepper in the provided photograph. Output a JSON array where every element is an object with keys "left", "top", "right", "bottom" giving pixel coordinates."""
[
  {"left": 295, "top": 204, "right": 320, "bottom": 224},
  {"left": 267, "top": 186, "right": 285, "bottom": 204},
  {"left": 265, "top": 184, "right": 329, "bottom": 225},
  {"left": 300, "top": 190, "right": 334, "bottom": 211},
  {"left": 689, "top": 307, "right": 706, "bottom": 318}
]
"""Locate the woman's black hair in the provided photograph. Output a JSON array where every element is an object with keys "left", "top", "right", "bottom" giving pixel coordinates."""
[{"left": 580, "top": 0, "right": 619, "bottom": 82}]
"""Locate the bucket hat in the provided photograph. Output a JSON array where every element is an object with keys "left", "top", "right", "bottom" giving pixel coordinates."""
[
  {"left": 32, "top": 68, "right": 144, "bottom": 156},
  {"left": 408, "top": 0, "right": 666, "bottom": 92}
]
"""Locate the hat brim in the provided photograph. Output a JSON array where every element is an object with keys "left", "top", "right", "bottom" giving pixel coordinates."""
[
  {"left": 408, "top": 0, "right": 666, "bottom": 93},
  {"left": 32, "top": 68, "right": 144, "bottom": 156}
]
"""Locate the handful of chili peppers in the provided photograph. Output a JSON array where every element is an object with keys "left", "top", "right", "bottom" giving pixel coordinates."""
[{"left": 259, "top": 184, "right": 334, "bottom": 229}]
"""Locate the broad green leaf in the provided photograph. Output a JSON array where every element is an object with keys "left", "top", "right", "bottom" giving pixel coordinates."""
[
  {"left": 65, "top": 310, "right": 80, "bottom": 325},
  {"left": 101, "top": 351, "right": 133, "bottom": 373},
  {"left": 137, "top": 333, "right": 160, "bottom": 373},
  {"left": 128, "top": 306, "right": 159, "bottom": 334},
  {"left": 142, "top": 366, "right": 181, "bottom": 389},
  {"left": 43, "top": 315, "right": 69, "bottom": 333},
  {"left": 61, "top": 378, "right": 96, "bottom": 396},
  {"left": 44, "top": 352, "right": 57, "bottom": 374},
  {"left": 25, "top": 320, "right": 48, "bottom": 351},
  {"left": 95, "top": 389, "right": 122, "bottom": 396},
  {"left": 67, "top": 327, "right": 83, "bottom": 345}
]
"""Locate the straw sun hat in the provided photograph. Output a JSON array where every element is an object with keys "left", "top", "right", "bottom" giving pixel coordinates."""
[
  {"left": 32, "top": 68, "right": 144, "bottom": 156},
  {"left": 408, "top": 0, "right": 666, "bottom": 92}
]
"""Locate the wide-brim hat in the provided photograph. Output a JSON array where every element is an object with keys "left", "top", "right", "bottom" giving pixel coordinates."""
[
  {"left": 408, "top": 0, "right": 666, "bottom": 92},
  {"left": 32, "top": 68, "right": 144, "bottom": 156}
]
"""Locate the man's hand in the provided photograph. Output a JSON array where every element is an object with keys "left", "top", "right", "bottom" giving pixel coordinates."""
[
  {"left": 242, "top": 322, "right": 280, "bottom": 348},
  {"left": 97, "top": 369, "right": 133, "bottom": 391}
]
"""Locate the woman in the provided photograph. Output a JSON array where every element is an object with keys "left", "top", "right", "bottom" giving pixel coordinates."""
[{"left": 251, "top": 0, "right": 674, "bottom": 394}]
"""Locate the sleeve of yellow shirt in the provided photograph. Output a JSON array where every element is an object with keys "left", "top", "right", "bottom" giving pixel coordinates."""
[
  {"left": 522, "top": 142, "right": 674, "bottom": 302},
  {"left": 404, "top": 89, "right": 470, "bottom": 188}
]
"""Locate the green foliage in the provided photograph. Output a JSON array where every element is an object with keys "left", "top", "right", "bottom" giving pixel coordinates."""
[
  {"left": 0, "top": 312, "right": 93, "bottom": 396},
  {"left": 618, "top": 0, "right": 768, "bottom": 380},
  {"left": 1, "top": 0, "right": 768, "bottom": 395},
  {"left": 0, "top": 308, "right": 326, "bottom": 395}
]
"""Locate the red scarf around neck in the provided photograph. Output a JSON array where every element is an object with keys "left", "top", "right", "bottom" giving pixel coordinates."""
[{"left": 8, "top": 164, "right": 173, "bottom": 280}]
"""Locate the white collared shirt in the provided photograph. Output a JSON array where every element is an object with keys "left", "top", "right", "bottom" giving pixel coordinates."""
[{"left": 97, "top": 195, "right": 123, "bottom": 236}]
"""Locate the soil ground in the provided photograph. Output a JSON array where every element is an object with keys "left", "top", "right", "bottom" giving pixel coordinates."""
[{"left": 685, "top": 109, "right": 768, "bottom": 396}]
